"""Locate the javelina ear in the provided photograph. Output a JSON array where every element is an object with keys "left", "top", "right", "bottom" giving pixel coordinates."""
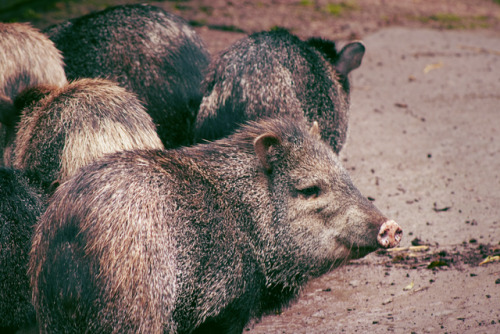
[
  {"left": 335, "top": 41, "right": 365, "bottom": 77},
  {"left": 309, "top": 121, "right": 321, "bottom": 140},
  {"left": 254, "top": 132, "right": 281, "bottom": 173},
  {"left": 0, "top": 94, "right": 16, "bottom": 126}
]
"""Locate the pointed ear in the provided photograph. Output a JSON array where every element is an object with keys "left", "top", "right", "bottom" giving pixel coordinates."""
[
  {"left": 254, "top": 132, "right": 281, "bottom": 173},
  {"left": 335, "top": 41, "right": 365, "bottom": 77},
  {"left": 309, "top": 121, "right": 321, "bottom": 140}
]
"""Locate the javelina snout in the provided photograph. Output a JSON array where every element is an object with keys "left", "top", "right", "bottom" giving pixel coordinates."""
[
  {"left": 336, "top": 196, "right": 403, "bottom": 255},
  {"left": 378, "top": 220, "right": 403, "bottom": 248},
  {"left": 282, "top": 123, "right": 402, "bottom": 265}
]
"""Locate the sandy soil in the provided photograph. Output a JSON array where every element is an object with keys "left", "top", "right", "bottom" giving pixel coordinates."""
[{"left": 2, "top": 0, "right": 500, "bottom": 333}]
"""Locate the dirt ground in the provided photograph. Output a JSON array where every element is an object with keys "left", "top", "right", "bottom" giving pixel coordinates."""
[
  {"left": 2, "top": 0, "right": 500, "bottom": 333},
  {"left": 246, "top": 26, "right": 500, "bottom": 333}
]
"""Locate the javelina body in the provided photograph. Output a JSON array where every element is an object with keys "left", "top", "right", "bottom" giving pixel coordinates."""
[
  {"left": 8, "top": 78, "right": 164, "bottom": 193},
  {"left": 44, "top": 4, "right": 210, "bottom": 148},
  {"left": 0, "top": 22, "right": 67, "bottom": 165},
  {"left": 30, "top": 117, "right": 402, "bottom": 333},
  {"left": 0, "top": 168, "right": 46, "bottom": 333},
  {"left": 194, "top": 29, "right": 365, "bottom": 154}
]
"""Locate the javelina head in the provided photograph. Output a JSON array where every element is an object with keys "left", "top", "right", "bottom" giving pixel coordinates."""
[{"left": 251, "top": 119, "right": 402, "bottom": 275}]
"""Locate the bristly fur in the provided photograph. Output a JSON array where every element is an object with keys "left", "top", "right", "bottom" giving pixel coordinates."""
[
  {"left": 0, "top": 168, "right": 46, "bottom": 332},
  {"left": 9, "top": 78, "right": 164, "bottom": 195},
  {"left": 194, "top": 29, "right": 365, "bottom": 154},
  {"left": 0, "top": 23, "right": 67, "bottom": 101},
  {"left": 44, "top": 4, "right": 211, "bottom": 148},
  {"left": 0, "top": 22, "right": 67, "bottom": 166},
  {"left": 306, "top": 37, "right": 340, "bottom": 66},
  {"left": 30, "top": 117, "right": 396, "bottom": 333}
]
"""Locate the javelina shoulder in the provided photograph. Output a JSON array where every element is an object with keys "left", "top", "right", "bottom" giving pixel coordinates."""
[
  {"left": 0, "top": 22, "right": 67, "bottom": 166},
  {"left": 10, "top": 77, "right": 164, "bottom": 194},
  {"left": 0, "top": 22, "right": 66, "bottom": 104},
  {"left": 30, "top": 117, "right": 401, "bottom": 333}
]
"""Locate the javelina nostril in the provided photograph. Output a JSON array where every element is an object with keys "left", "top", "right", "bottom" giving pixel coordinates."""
[{"left": 377, "top": 220, "right": 403, "bottom": 248}]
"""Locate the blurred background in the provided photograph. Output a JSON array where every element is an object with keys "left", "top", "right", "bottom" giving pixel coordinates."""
[{"left": 1, "top": 0, "right": 499, "bottom": 54}]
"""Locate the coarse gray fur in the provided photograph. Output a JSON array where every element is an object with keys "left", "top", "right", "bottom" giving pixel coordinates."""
[
  {"left": 44, "top": 3, "right": 210, "bottom": 148},
  {"left": 30, "top": 117, "right": 397, "bottom": 333},
  {"left": 0, "top": 22, "right": 67, "bottom": 165},
  {"left": 7, "top": 78, "right": 164, "bottom": 194},
  {"left": 0, "top": 168, "right": 46, "bottom": 333},
  {"left": 194, "top": 28, "right": 365, "bottom": 154}
]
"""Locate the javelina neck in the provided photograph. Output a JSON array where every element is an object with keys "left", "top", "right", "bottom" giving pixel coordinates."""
[
  {"left": 178, "top": 141, "right": 270, "bottom": 230},
  {"left": 178, "top": 139, "right": 309, "bottom": 313}
]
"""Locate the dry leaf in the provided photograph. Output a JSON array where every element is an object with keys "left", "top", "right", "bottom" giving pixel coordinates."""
[
  {"left": 403, "top": 281, "right": 414, "bottom": 291},
  {"left": 387, "top": 245, "right": 429, "bottom": 252},
  {"left": 424, "top": 61, "right": 443, "bottom": 74},
  {"left": 479, "top": 255, "right": 500, "bottom": 266}
]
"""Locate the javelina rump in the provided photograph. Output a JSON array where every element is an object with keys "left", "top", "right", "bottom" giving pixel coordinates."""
[
  {"left": 8, "top": 78, "right": 164, "bottom": 194},
  {"left": 0, "top": 168, "right": 46, "bottom": 333},
  {"left": 194, "top": 29, "right": 365, "bottom": 154},
  {"left": 44, "top": 3, "right": 210, "bottom": 148},
  {"left": 30, "top": 117, "right": 402, "bottom": 333},
  {"left": 0, "top": 22, "right": 67, "bottom": 165}
]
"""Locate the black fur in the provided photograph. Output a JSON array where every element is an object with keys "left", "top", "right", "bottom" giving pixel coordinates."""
[
  {"left": 0, "top": 168, "right": 46, "bottom": 333},
  {"left": 44, "top": 4, "right": 210, "bottom": 148},
  {"left": 194, "top": 29, "right": 365, "bottom": 153}
]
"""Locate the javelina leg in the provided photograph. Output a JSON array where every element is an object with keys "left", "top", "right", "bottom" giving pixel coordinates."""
[{"left": 377, "top": 220, "right": 403, "bottom": 248}]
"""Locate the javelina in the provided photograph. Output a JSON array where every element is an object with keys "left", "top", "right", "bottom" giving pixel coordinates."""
[
  {"left": 30, "top": 117, "right": 402, "bottom": 333},
  {"left": 44, "top": 3, "right": 210, "bottom": 148},
  {"left": 0, "top": 168, "right": 46, "bottom": 333},
  {"left": 194, "top": 29, "right": 365, "bottom": 154},
  {"left": 0, "top": 22, "right": 67, "bottom": 165},
  {"left": 8, "top": 77, "right": 164, "bottom": 194}
]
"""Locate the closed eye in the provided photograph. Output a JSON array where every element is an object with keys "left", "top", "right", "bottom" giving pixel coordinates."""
[{"left": 297, "top": 185, "right": 321, "bottom": 199}]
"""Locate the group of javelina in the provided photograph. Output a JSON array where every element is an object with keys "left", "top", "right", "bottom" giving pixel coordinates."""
[{"left": 0, "top": 4, "right": 402, "bottom": 333}]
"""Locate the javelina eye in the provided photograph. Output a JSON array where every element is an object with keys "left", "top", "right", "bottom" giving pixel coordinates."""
[{"left": 297, "top": 185, "right": 321, "bottom": 199}]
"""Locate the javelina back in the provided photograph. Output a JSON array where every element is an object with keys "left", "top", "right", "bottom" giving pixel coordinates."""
[
  {"left": 194, "top": 29, "right": 365, "bottom": 154},
  {"left": 0, "top": 168, "right": 46, "bottom": 333},
  {"left": 30, "top": 117, "right": 402, "bottom": 333},
  {"left": 44, "top": 4, "right": 210, "bottom": 148},
  {"left": 8, "top": 78, "right": 164, "bottom": 194},
  {"left": 0, "top": 22, "right": 67, "bottom": 165}
]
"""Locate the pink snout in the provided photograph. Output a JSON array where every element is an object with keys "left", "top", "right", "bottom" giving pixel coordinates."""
[{"left": 377, "top": 220, "right": 403, "bottom": 248}]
